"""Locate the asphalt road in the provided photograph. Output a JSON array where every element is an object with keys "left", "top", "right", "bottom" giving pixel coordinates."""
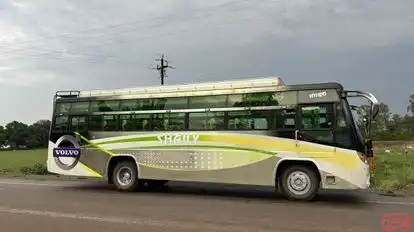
[{"left": 0, "top": 177, "right": 413, "bottom": 232}]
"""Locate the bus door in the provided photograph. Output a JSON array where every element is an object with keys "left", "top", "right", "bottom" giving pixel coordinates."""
[{"left": 295, "top": 103, "right": 335, "bottom": 158}]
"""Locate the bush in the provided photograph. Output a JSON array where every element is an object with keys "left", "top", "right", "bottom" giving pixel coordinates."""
[
  {"left": 372, "top": 145, "right": 414, "bottom": 193},
  {"left": 0, "top": 168, "right": 13, "bottom": 175},
  {"left": 19, "top": 163, "right": 49, "bottom": 175}
]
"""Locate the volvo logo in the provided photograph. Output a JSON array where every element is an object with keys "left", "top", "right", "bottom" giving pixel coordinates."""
[{"left": 53, "top": 135, "right": 82, "bottom": 170}]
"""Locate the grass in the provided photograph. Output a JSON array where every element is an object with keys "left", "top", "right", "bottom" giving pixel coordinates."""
[
  {"left": 0, "top": 145, "right": 413, "bottom": 194},
  {"left": 371, "top": 144, "right": 414, "bottom": 194},
  {"left": 0, "top": 149, "right": 48, "bottom": 175}
]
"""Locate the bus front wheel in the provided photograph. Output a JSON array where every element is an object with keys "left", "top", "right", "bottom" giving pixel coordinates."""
[
  {"left": 112, "top": 160, "right": 143, "bottom": 192},
  {"left": 279, "top": 165, "right": 319, "bottom": 201}
]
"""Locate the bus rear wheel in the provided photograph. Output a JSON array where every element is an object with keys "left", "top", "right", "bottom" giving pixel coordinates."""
[
  {"left": 112, "top": 160, "right": 143, "bottom": 192},
  {"left": 279, "top": 165, "right": 319, "bottom": 201}
]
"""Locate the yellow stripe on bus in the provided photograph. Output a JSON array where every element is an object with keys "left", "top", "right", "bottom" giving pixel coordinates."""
[{"left": 78, "top": 162, "right": 103, "bottom": 178}]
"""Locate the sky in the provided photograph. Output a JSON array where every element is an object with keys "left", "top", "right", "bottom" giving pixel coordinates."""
[{"left": 0, "top": 0, "right": 413, "bottom": 126}]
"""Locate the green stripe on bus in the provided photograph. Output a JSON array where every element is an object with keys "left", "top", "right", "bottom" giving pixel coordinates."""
[
  {"left": 95, "top": 136, "right": 159, "bottom": 145},
  {"left": 111, "top": 145, "right": 275, "bottom": 156},
  {"left": 92, "top": 135, "right": 223, "bottom": 145}
]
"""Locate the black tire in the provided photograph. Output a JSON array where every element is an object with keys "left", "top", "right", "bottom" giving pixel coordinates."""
[
  {"left": 279, "top": 165, "right": 319, "bottom": 201},
  {"left": 112, "top": 160, "right": 143, "bottom": 192}
]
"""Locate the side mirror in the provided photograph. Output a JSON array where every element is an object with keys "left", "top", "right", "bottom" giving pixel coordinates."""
[{"left": 371, "top": 103, "right": 379, "bottom": 120}]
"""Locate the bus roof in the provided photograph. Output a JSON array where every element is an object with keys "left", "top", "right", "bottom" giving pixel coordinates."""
[{"left": 55, "top": 76, "right": 344, "bottom": 100}]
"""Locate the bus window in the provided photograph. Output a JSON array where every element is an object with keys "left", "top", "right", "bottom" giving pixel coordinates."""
[
  {"left": 189, "top": 95, "right": 227, "bottom": 109},
  {"left": 300, "top": 105, "right": 333, "bottom": 129},
  {"left": 89, "top": 115, "right": 103, "bottom": 131},
  {"left": 153, "top": 97, "right": 188, "bottom": 110},
  {"left": 245, "top": 92, "right": 275, "bottom": 106},
  {"left": 206, "top": 112, "right": 225, "bottom": 130},
  {"left": 103, "top": 115, "right": 118, "bottom": 131},
  {"left": 88, "top": 115, "right": 117, "bottom": 131},
  {"left": 69, "top": 102, "right": 90, "bottom": 113},
  {"left": 271, "top": 91, "right": 298, "bottom": 106},
  {"left": 250, "top": 110, "right": 271, "bottom": 129},
  {"left": 119, "top": 114, "right": 151, "bottom": 131},
  {"left": 227, "top": 94, "right": 245, "bottom": 107},
  {"left": 120, "top": 99, "right": 152, "bottom": 111},
  {"left": 119, "top": 114, "right": 134, "bottom": 131},
  {"left": 153, "top": 113, "right": 185, "bottom": 131},
  {"left": 70, "top": 116, "right": 87, "bottom": 132},
  {"left": 228, "top": 111, "right": 251, "bottom": 130},
  {"left": 54, "top": 116, "right": 69, "bottom": 130},
  {"left": 167, "top": 113, "right": 186, "bottom": 130},
  {"left": 299, "top": 105, "right": 334, "bottom": 143},
  {"left": 189, "top": 112, "right": 225, "bottom": 130},
  {"left": 152, "top": 114, "right": 167, "bottom": 130},
  {"left": 188, "top": 112, "right": 205, "bottom": 130},
  {"left": 55, "top": 102, "right": 71, "bottom": 114},
  {"left": 133, "top": 114, "right": 151, "bottom": 131},
  {"left": 90, "top": 100, "right": 119, "bottom": 112},
  {"left": 274, "top": 109, "right": 297, "bottom": 129}
]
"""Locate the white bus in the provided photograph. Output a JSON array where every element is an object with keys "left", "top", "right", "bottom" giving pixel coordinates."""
[{"left": 47, "top": 77, "right": 379, "bottom": 201}]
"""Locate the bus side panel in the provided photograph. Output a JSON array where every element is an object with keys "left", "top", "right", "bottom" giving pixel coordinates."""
[
  {"left": 83, "top": 131, "right": 288, "bottom": 185},
  {"left": 48, "top": 131, "right": 369, "bottom": 190},
  {"left": 137, "top": 150, "right": 279, "bottom": 186}
]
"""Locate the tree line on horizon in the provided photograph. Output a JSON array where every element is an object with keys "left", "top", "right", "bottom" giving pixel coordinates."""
[{"left": 0, "top": 94, "right": 413, "bottom": 149}]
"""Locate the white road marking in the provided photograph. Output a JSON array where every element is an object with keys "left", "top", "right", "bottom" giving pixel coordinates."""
[
  {"left": 0, "top": 180, "right": 71, "bottom": 187},
  {"left": 0, "top": 206, "right": 261, "bottom": 232},
  {"left": 364, "top": 200, "right": 414, "bottom": 206},
  {"left": 0, "top": 206, "right": 171, "bottom": 226},
  {"left": 0, "top": 179, "right": 413, "bottom": 206}
]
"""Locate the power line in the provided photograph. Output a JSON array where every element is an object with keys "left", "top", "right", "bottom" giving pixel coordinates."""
[
  {"left": 39, "top": 0, "right": 281, "bottom": 53},
  {"left": 0, "top": 3, "right": 279, "bottom": 65},
  {"left": 0, "top": 49, "right": 143, "bottom": 66},
  {"left": 0, "top": 0, "right": 281, "bottom": 66},
  {"left": 0, "top": 0, "right": 257, "bottom": 51},
  {"left": 0, "top": 9, "right": 274, "bottom": 67},
  {"left": 151, "top": 54, "right": 175, "bottom": 85},
  {"left": 0, "top": 0, "right": 281, "bottom": 61}
]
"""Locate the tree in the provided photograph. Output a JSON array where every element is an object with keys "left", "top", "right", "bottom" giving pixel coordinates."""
[
  {"left": 28, "top": 120, "right": 51, "bottom": 148},
  {"left": 0, "top": 120, "right": 51, "bottom": 149},
  {"left": 388, "top": 114, "right": 403, "bottom": 133},
  {"left": 408, "top": 93, "right": 414, "bottom": 115},
  {"left": 0, "top": 126, "right": 5, "bottom": 146},
  {"left": 360, "top": 103, "right": 391, "bottom": 135},
  {"left": 5, "top": 121, "right": 30, "bottom": 147},
  {"left": 376, "top": 103, "right": 392, "bottom": 131}
]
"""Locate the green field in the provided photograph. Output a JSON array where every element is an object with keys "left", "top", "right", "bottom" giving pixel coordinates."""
[
  {"left": 371, "top": 144, "right": 414, "bottom": 193},
  {"left": 0, "top": 149, "right": 48, "bottom": 175},
  {"left": 0, "top": 146, "right": 413, "bottom": 193}
]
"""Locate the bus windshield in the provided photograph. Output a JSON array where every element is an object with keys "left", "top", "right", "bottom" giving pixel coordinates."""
[
  {"left": 344, "top": 90, "right": 379, "bottom": 140},
  {"left": 350, "top": 105, "right": 368, "bottom": 139}
]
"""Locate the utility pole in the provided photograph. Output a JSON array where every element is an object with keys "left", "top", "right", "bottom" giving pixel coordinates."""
[{"left": 152, "top": 54, "right": 175, "bottom": 85}]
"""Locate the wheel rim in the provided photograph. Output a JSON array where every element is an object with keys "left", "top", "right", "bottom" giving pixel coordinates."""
[
  {"left": 116, "top": 167, "right": 133, "bottom": 186},
  {"left": 286, "top": 170, "right": 311, "bottom": 195}
]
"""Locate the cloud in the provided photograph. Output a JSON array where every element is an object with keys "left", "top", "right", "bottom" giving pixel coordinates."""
[
  {"left": 0, "top": 0, "right": 413, "bottom": 124},
  {"left": 11, "top": 0, "right": 25, "bottom": 8},
  {"left": 0, "top": 66, "right": 13, "bottom": 71},
  {"left": 0, "top": 67, "right": 56, "bottom": 86}
]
